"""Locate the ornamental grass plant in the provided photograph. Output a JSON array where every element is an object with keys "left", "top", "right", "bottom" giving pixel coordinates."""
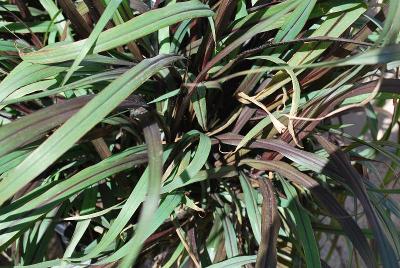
[{"left": 0, "top": 0, "right": 400, "bottom": 267}]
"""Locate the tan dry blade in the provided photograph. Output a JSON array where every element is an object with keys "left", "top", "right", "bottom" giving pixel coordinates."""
[{"left": 237, "top": 92, "right": 287, "bottom": 133}]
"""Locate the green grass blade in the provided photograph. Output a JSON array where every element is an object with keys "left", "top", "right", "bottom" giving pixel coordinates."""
[
  {"left": 0, "top": 54, "right": 182, "bottom": 205},
  {"left": 38, "top": 0, "right": 73, "bottom": 41},
  {"left": 239, "top": 172, "right": 261, "bottom": 244},
  {"left": 97, "top": 194, "right": 183, "bottom": 264},
  {"left": 216, "top": 206, "right": 238, "bottom": 258},
  {"left": 280, "top": 179, "right": 322, "bottom": 268},
  {"left": 120, "top": 111, "right": 164, "bottom": 267},
  {"left": 206, "top": 255, "right": 256, "bottom": 268},
  {"left": 61, "top": 0, "right": 123, "bottom": 85},
  {"left": 191, "top": 85, "right": 208, "bottom": 131},
  {"left": 0, "top": 62, "right": 67, "bottom": 102},
  {"left": 21, "top": 1, "right": 213, "bottom": 64}
]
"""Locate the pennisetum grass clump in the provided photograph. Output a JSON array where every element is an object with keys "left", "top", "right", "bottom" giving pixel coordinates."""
[{"left": 0, "top": 0, "right": 399, "bottom": 267}]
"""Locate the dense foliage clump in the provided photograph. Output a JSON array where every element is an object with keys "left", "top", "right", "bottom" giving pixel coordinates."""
[{"left": 0, "top": 0, "right": 400, "bottom": 267}]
